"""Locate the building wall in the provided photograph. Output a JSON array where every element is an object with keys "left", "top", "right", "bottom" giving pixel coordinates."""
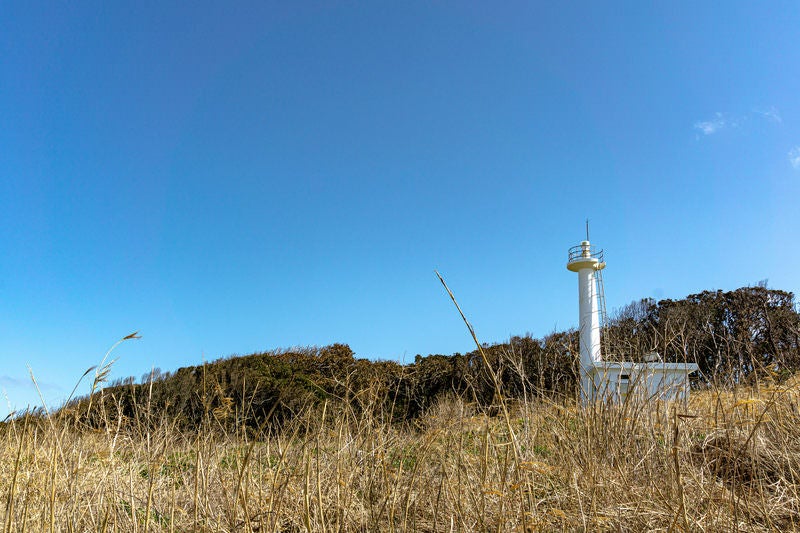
[{"left": 585, "top": 363, "right": 696, "bottom": 403}]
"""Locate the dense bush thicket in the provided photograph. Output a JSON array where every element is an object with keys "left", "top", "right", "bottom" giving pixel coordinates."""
[
  {"left": 66, "top": 285, "right": 799, "bottom": 431},
  {"left": 604, "top": 285, "right": 800, "bottom": 383}
]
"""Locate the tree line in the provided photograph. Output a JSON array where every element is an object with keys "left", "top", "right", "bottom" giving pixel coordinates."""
[{"left": 61, "top": 285, "right": 799, "bottom": 431}]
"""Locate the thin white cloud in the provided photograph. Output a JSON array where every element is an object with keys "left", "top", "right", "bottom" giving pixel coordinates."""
[
  {"left": 0, "top": 375, "right": 28, "bottom": 388},
  {"left": 754, "top": 106, "right": 782, "bottom": 123},
  {"left": 789, "top": 147, "right": 800, "bottom": 170},
  {"left": 694, "top": 112, "right": 730, "bottom": 135},
  {"left": 694, "top": 107, "right": 781, "bottom": 137},
  {"left": 0, "top": 375, "right": 62, "bottom": 392}
]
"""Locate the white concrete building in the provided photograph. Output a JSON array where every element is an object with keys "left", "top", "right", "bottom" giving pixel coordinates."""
[{"left": 567, "top": 238, "right": 698, "bottom": 404}]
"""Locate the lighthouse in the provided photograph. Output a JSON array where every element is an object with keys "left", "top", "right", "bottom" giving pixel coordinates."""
[
  {"left": 566, "top": 238, "right": 606, "bottom": 403},
  {"left": 566, "top": 231, "right": 698, "bottom": 405}
]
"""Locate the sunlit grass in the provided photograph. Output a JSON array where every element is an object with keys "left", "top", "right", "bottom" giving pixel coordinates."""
[{"left": 3, "top": 379, "right": 800, "bottom": 531}]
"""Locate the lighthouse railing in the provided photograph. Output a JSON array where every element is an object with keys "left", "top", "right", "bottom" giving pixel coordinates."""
[{"left": 568, "top": 245, "right": 604, "bottom": 263}]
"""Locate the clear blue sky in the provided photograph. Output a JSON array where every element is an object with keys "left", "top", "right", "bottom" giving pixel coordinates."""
[{"left": 2, "top": 2, "right": 799, "bottom": 416}]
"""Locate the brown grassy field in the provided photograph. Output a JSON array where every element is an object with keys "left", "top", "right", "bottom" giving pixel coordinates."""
[{"left": 3, "top": 378, "right": 800, "bottom": 532}]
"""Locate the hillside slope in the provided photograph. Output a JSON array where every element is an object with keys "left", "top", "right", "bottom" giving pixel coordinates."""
[{"left": 58, "top": 285, "right": 800, "bottom": 432}]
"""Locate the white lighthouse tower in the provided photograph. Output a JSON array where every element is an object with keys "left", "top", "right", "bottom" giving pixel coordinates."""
[
  {"left": 566, "top": 228, "right": 698, "bottom": 405},
  {"left": 567, "top": 234, "right": 606, "bottom": 403}
]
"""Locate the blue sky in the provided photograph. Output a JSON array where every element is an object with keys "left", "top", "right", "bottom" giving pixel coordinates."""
[{"left": 2, "top": 2, "right": 799, "bottom": 416}]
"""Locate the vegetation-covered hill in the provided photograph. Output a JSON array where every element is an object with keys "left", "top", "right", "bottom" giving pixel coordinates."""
[{"left": 62, "top": 285, "right": 800, "bottom": 432}]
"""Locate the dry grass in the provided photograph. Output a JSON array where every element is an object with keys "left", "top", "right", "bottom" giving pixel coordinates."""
[{"left": 3, "top": 380, "right": 800, "bottom": 532}]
